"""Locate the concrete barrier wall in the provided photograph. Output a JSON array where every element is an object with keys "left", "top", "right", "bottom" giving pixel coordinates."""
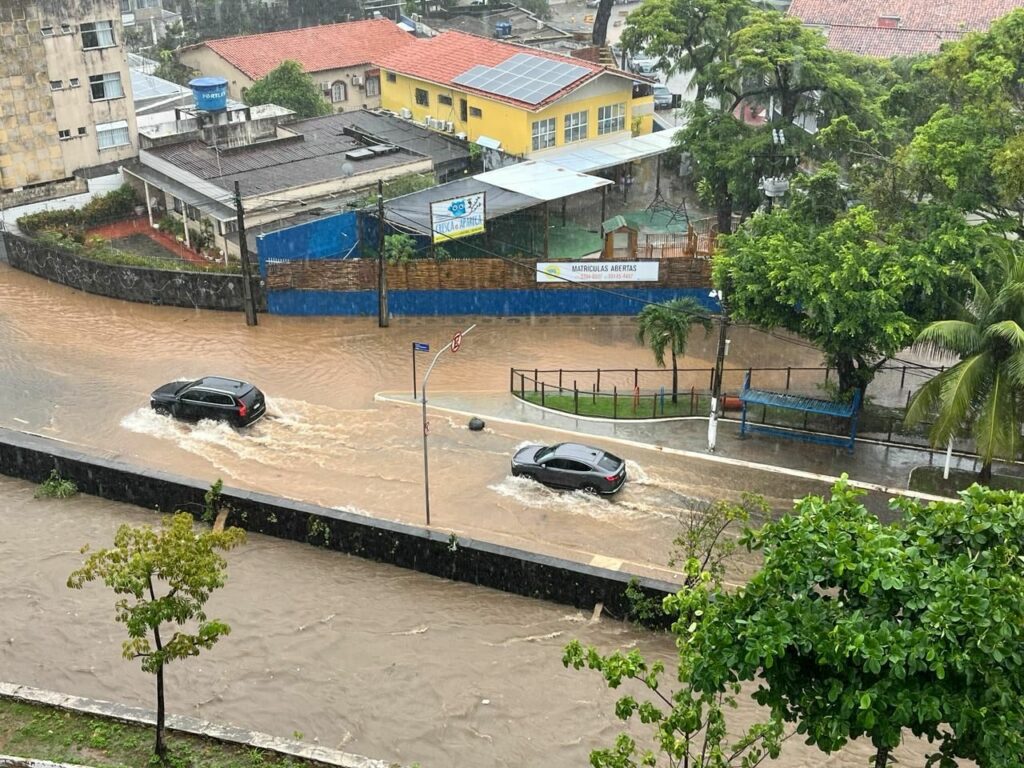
[
  {"left": 0, "top": 428, "right": 677, "bottom": 626},
  {"left": 1, "top": 232, "right": 263, "bottom": 311}
]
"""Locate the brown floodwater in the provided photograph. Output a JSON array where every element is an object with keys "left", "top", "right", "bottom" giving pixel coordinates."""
[
  {"left": 0, "top": 476, "right": 960, "bottom": 767},
  {"left": 0, "top": 262, "right": 828, "bottom": 578}
]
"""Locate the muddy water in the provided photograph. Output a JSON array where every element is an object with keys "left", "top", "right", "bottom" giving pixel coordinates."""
[
  {"left": 0, "top": 477, "right": 952, "bottom": 767},
  {"left": 0, "top": 264, "right": 824, "bottom": 577}
]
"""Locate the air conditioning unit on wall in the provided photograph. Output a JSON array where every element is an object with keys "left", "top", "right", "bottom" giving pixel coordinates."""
[
  {"left": 352, "top": 75, "right": 363, "bottom": 86},
  {"left": 399, "top": 107, "right": 412, "bottom": 119},
  {"left": 445, "top": 121, "right": 454, "bottom": 132}
]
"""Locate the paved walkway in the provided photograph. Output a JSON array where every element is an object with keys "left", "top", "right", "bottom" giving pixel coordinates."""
[{"left": 380, "top": 391, "right": 994, "bottom": 509}]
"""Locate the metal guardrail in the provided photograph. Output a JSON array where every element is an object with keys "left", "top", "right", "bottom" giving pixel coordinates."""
[{"left": 509, "top": 364, "right": 962, "bottom": 453}]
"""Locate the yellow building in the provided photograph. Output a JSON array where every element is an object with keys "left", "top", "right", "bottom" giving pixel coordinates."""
[{"left": 375, "top": 31, "right": 653, "bottom": 158}]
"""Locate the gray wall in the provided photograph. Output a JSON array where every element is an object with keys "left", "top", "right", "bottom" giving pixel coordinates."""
[
  {"left": 0, "top": 427, "right": 677, "bottom": 627},
  {"left": 2, "top": 232, "right": 264, "bottom": 311}
]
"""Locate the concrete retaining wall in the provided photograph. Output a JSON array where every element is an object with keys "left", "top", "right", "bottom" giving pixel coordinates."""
[
  {"left": 0, "top": 428, "right": 677, "bottom": 625},
  {"left": 1, "top": 233, "right": 263, "bottom": 311}
]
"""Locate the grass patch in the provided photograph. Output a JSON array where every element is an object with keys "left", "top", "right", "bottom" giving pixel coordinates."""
[
  {"left": 0, "top": 697, "right": 340, "bottom": 768},
  {"left": 909, "top": 466, "right": 1024, "bottom": 497},
  {"left": 522, "top": 390, "right": 709, "bottom": 419}
]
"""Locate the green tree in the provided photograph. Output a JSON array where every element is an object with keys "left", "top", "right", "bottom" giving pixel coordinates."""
[
  {"left": 686, "top": 478, "right": 1024, "bottom": 768},
  {"left": 243, "top": 60, "right": 331, "bottom": 118},
  {"left": 715, "top": 190, "right": 990, "bottom": 394},
  {"left": 636, "top": 298, "right": 712, "bottom": 403},
  {"left": 564, "top": 493, "right": 784, "bottom": 768},
  {"left": 518, "top": 0, "right": 550, "bottom": 21},
  {"left": 905, "top": 10, "right": 1024, "bottom": 237},
  {"left": 67, "top": 513, "right": 246, "bottom": 758},
  {"left": 905, "top": 244, "right": 1024, "bottom": 481},
  {"left": 620, "top": 0, "right": 751, "bottom": 101}
]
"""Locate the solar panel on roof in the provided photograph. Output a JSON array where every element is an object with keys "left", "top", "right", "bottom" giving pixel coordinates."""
[{"left": 451, "top": 53, "right": 590, "bottom": 105}]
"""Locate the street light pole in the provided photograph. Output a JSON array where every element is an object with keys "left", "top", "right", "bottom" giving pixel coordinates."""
[
  {"left": 421, "top": 323, "right": 476, "bottom": 526},
  {"left": 708, "top": 289, "right": 728, "bottom": 451}
]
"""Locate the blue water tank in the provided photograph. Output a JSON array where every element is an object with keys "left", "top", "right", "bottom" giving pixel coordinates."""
[{"left": 189, "top": 76, "right": 229, "bottom": 112}]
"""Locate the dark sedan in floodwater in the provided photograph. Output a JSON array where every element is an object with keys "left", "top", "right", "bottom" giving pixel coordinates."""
[
  {"left": 511, "top": 442, "right": 626, "bottom": 494},
  {"left": 150, "top": 376, "right": 266, "bottom": 427}
]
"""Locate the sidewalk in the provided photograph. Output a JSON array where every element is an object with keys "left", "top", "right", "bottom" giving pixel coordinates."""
[{"left": 380, "top": 391, "right": 988, "bottom": 508}]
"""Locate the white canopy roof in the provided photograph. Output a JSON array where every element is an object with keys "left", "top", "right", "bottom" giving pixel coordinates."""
[
  {"left": 530, "top": 127, "right": 683, "bottom": 173},
  {"left": 473, "top": 160, "right": 612, "bottom": 201}
]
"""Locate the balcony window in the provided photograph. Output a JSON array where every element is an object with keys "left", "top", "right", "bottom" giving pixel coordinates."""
[
  {"left": 81, "top": 20, "right": 115, "bottom": 49},
  {"left": 96, "top": 120, "right": 130, "bottom": 150},
  {"left": 89, "top": 72, "right": 123, "bottom": 101}
]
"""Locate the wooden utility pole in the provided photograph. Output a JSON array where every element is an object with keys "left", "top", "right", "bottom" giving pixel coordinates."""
[{"left": 233, "top": 180, "right": 258, "bottom": 327}]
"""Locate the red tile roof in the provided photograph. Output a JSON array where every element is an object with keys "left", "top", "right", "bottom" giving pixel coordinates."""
[
  {"left": 787, "top": 0, "right": 1024, "bottom": 57},
  {"left": 198, "top": 19, "right": 417, "bottom": 80},
  {"left": 374, "top": 31, "right": 630, "bottom": 110}
]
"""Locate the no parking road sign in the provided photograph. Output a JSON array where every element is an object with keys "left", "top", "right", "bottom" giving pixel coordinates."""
[{"left": 451, "top": 332, "right": 463, "bottom": 353}]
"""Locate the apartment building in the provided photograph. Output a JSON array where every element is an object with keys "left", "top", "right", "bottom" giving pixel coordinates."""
[{"left": 0, "top": 0, "right": 138, "bottom": 205}]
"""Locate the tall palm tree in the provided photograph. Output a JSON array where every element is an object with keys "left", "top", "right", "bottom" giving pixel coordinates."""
[
  {"left": 636, "top": 297, "right": 713, "bottom": 403},
  {"left": 905, "top": 249, "right": 1024, "bottom": 481}
]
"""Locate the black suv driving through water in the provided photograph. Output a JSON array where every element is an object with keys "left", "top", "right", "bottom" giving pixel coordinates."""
[{"left": 150, "top": 376, "right": 267, "bottom": 427}]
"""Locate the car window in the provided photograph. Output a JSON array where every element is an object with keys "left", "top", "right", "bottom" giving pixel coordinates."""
[
  {"left": 563, "top": 460, "right": 591, "bottom": 472},
  {"left": 535, "top": 446, "right": 556, "bottom": 462},
  {"left": 180, "top": 387, "right": 208, "bottom": 402},
  {"left": 208, "top": 393, "right": 234, "bottom": 406},
  {"left": 543, "top": 458, "right": 567, "bottom": 470},
  {"left": 598, "top": 454, "right": 622, "bottom": 472}
]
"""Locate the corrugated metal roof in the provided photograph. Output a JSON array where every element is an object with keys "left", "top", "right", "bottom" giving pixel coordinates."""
[
  {"left": 474, "top": 160, "right": 612, "bottom": 201},
  {"left": 385, "top": 178, "right": 541, "bottom": 234}
]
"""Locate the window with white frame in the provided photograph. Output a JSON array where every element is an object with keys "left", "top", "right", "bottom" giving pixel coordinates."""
[
  {"left": 365, "top": 76, "right": 380, "bottom": 96},
  {"left": 96, "top": 120, "right": 130, "bottom": 150},
  {"left": 531, "top": 117, "right": 555, "bottom": 151},
  {"left": 564, "top": 110, "right": 588, "bottom": 143},
  {"left": 331, "top": 80, "right": 347, "bottom": 102},
  {"left": 81, "top": 20, "right": 115, "bottom": 49},
  {"left": 89, "top": 72, "right": 123, "bottom": 101},
  {"left": 58, "top": 129, "right": 71, "bottom": 140},
  {"left": 49, "top": 80, "right": 63, "bottom": 91},
  {"left": 597, "top": 103, "right": 626, "bottom": 135}
]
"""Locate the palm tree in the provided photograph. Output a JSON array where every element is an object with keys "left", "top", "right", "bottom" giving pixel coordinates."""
[
  {"left": 636, "top": 298, "right": 713, "bottom": 404},
  {"left": 905, "top": 250, "right": 1024, "bottom": 481}
]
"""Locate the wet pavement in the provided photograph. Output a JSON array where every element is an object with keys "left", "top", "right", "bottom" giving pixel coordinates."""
[{"left": 382, "top": 390, "right": 983, "bottom": 514}]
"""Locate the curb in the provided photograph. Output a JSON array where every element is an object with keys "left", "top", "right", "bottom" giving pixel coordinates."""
[{"left": 0, "top": 683, "right": 398, "bottom": 768}]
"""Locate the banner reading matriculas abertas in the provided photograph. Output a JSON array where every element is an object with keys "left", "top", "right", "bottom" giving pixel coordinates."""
[{"left": 536, "top": 261, "right": 659, "bottom": 283}]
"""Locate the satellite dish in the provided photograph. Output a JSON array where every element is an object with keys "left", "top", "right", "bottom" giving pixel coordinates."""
[{"left": 341, "top": 162, "right": 355, "bottom": 178}]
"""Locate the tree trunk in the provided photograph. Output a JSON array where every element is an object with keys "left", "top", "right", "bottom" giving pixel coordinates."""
[
  {"left": 671, "top": 349, "right": 679, "bottom": 404},
  {"left": 715, "top": 178, "right": 734, "bottom": 237},
  {"left": 592, "top": 0, "right": 614, "bottom": 46},
  {"left": 979, "top": 461, "right": 993, "bottom": 483},
  {"left": 155, "top": 661, "right": 166, "bottom": 757},
  {"left": 834, "top": 354, "right": 859, "bottom": 398},
  {"left": 873, "top": 746, "right": 890, "bottom": 768}
]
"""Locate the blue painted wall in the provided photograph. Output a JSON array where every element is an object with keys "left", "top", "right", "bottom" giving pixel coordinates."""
[
  {"left": 256, "top": 212, "right": 361, "bottom": 277},
  {"left": 267, "top": 287, "right": 720, "bottom": 316}
]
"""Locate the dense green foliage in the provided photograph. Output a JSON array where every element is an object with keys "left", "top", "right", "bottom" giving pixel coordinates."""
[
  {"left": 68, "top": 513, "right": 245, "bottom": 757},
  {"left": 17, "top": 185, "right": 138, "bottom": 236},
  {"left": 243, "top": 60, "right": 332, "bottom": 118},
  {"left": 569, "top": 479, "right": 1024, "bottom": 767}
]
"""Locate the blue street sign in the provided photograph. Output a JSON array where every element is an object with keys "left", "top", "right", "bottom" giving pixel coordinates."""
[{"left": 413, "top": 342, "right": 430, "bottom": 352}]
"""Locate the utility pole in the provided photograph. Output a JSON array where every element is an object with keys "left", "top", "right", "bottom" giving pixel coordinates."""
[
  {"left": 707, "top": 289, "right": 728, "bottom": 451},
  {"left": 233, "top": 180, "right": 258, "bottom": 327},
  {"left": 377, "top": 178, "right": 389, "bottom": 328}
]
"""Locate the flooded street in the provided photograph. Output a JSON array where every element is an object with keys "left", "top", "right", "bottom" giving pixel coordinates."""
[
  {"left": 0, "top": 263, "right": 822, "bottom": 576},
  {"left": 1, "top": 476, "right": 948, "bottom": 767},
  {"left": 0, "top": 266, "right": 963, "bottom": 766}
]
